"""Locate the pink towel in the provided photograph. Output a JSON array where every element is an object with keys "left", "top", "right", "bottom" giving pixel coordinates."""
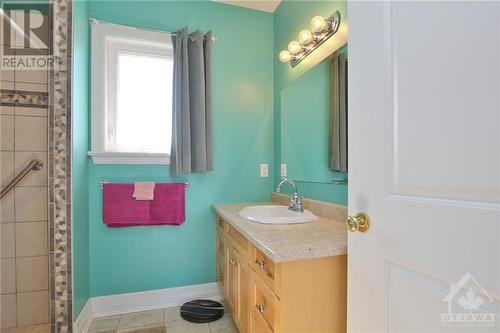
[
  {"left": 133, "top": 182, "right": 155, "bottom": 200},
  {"left": 149, "top": 183, "right": 185, "bottom": 225},
  {"left": 102, "top": 183, "right": 186, "bottom": 227},
  {"left": 103, "top": 184, "right": 149, "bottom": 227}
]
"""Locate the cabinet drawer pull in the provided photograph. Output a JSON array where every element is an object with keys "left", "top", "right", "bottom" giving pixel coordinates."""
[
  {"left": 217, "top": 241, "right": 223, "bottom": 250},
  {"left": 218, "top": 271, "right": 223, "bottom": 279},
  {"left": 229, "top": 258, "right": 237, "bottom": 267},
  {"left": 217, "top": 218, "right": 223, "bottom": 227},
  {"left": 257, "top": 304, "right": 266, "bottom": 313},
  {"left": 257, "top": 259, "right": 266, "bottom": 269}
]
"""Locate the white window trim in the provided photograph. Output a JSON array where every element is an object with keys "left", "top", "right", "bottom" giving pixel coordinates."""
[
  {"left": 89, "top": 20, "right": 173, "bottom": 165},
  {"left": 87, "top": 151, "right": 170, "bottom": 165}
]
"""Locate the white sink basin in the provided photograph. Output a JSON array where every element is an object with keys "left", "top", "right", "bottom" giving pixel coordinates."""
[{"left": 238, "top": 205, "right": 317, "bottom": 224}]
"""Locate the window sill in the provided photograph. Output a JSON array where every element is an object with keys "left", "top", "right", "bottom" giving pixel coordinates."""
[{"left": 88, "top": 151, "right": 171, "bottom": 165}]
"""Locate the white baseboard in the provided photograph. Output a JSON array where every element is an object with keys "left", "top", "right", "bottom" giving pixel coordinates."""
[
  {"left": 92, "top": 282, "right": 224, "bottom": 317},
  {"left": 74, "top": 282, "right": 224, "bottom": 332}
]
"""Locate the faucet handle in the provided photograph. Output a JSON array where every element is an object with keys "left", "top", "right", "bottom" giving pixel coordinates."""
[
  {"left": 288, "top": 192, "right": 298, "bottom": 206},
  {"left": 296, "top": 194, "right": 303, "bottom": 204},
  {"left": 289, "top": 192, "right": 304, "bottom": 213},
  {"left": 295, "top": 194, "right": 304, "bottom": 213}
]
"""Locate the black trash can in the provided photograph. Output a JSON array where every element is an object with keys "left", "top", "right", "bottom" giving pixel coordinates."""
[{"left": 180, "top": 299, "right": 224, "bottom": 323}]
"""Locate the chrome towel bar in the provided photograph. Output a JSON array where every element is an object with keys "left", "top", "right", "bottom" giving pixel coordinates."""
[
  {"left": 292, "top": 178, "right": 348, "bottom": 185},
  {"left": 0, "top": 159, "right": 44, "bottom": 199},
  {"left": 99, "top": 180, "right": 189, "bottom": 190}
]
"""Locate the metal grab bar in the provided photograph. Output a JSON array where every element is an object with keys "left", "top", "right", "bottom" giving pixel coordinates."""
[{"left": 0, "top": 159, "right": 44, "bottom": 199}]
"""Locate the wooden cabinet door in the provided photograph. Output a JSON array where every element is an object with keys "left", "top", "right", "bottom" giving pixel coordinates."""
[
  {"left": 226, "top": 244, "right": 238, "bottom": 315},
  {"left": 226, "top": 243, "right": 251, "bottom": 333},
  {"left": 235, "top": 250, "right": 250, "bottom": 333},
  {"left": 216, "top": 252, "right": 225, "bottom": 288},
  {"left": 216, "top": 231, "right": 226, "bottom": 289}
]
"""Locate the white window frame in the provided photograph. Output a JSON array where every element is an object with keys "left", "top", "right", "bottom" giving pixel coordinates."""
[{"left": 89, "top": 20, "right": 173, "bottom": 164}]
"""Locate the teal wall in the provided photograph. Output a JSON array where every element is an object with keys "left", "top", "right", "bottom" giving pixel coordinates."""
[
  {"left": 273, "top": 0, "right": 347, "bottom": 204},
  {"left": 72, "top": 0, "right": 90, "bottom": 319},
  {"left": 72, "top": 1, "right": 274, "bottom": 298},
  {"left": 72, "top": 0, "right": 349, "bottom": 316}
]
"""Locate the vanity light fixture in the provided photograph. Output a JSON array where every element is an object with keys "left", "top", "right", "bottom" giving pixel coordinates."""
[{"left": 279, "top": 11, "right": 341, "bottom": 68}]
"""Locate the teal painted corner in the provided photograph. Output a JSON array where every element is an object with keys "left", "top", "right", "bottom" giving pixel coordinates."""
[{"left": 73, "top": 0, "right": 274, "bottom": 298}]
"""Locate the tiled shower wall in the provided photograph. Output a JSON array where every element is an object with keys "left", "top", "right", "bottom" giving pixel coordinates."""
[{"left": 1, "top": 35, "right": 50, "bottom": 331}]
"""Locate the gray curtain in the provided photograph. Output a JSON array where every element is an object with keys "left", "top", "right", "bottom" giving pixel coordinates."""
[
  {"left": 171, "top": 28, "right": 213, "bottom": 176},
  {"left": 329, "top": 51, "right": 348, "bottom": 172}
]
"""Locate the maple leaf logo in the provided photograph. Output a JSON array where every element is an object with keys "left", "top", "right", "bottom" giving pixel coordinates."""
[{"left": 457, "top": 289, "right": 484, "bottom": 310}]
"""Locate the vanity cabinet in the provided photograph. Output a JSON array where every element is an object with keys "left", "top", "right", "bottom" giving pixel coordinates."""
[
  {"left": 230, "top": 247, "right": 251, "bottom": 332},
  {"left": 217, "top": 216, "right": 252, "bottom": 333},
  {"left": 216, "top": 214, "right": 347, "bottom": 333}
]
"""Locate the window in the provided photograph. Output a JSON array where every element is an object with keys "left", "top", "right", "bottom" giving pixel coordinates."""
[
  {"left": 113, "top": 54, "right": 172, "bottom": 154},
  {"left": 89, "top": 21, "right": 173, "bottom": 164}
]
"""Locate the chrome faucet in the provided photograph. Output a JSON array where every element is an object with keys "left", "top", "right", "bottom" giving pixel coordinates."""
[{"left": 275, "top": 178, "right": 304, "bottom": 213}]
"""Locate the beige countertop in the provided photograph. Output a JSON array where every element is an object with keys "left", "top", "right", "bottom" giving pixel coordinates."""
[{"left": 213, "top": 202, "right": 347, "bottom": 262}]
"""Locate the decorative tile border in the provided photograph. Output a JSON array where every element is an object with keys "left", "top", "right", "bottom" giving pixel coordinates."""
[
  {"left": 0, "top": 89, "right": 49, "bottom": 108},
  {"left": 49, "top": 0, "right": 73, "bottom": 332}
]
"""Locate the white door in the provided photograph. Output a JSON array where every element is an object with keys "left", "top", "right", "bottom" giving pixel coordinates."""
[{"left": 348, "top": 1, "right": 500, "bottom": 332}]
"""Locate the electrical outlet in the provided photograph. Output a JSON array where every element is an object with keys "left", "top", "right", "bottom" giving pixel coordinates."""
[
  {"left": 260, "top": 163, "right": 269, "bottom": 177},
  {"left": 280, "top": 164, "right": 287, "bottom": 177}
]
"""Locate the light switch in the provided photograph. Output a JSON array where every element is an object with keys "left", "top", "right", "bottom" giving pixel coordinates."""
[
  {"left": 260, "top": 164, "right": 269, "bottom": 177},
  {"left": 280, "top": 164, "right": 287, "bottom": 177}
]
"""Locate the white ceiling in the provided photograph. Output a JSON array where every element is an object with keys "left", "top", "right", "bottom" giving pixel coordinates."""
[{"left": 214, "top": 0, "right": 282, "bottom": 13}]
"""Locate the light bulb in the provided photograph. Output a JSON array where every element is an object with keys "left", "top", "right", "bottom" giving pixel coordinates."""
[
  {"left": 298, "top": 29, "right": 313, "bottom": 45},
  {"left": 288, "top": 41, "right": 302, "bottom": 55},
  {"left": 310, "top": 16, "right": 327, "bottom": 32},
  {"left": 279, "top": 50, "right": 292, "bottom": 63}
]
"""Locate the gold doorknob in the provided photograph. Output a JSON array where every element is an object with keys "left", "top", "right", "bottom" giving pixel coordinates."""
[{"left": 345, "top": 213, "right": 370, "bottom": 232}]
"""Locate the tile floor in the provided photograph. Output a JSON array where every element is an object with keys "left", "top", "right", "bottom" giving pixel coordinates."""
[{"left": 87, "top": 302, "right": 238, "bottom": 333}]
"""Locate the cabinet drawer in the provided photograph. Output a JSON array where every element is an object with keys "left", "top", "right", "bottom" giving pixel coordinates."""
[
  {"left": 252, "top": 273, "right": 280, "bottom": 333},
  {"left": 252, "top": 248, "right": 277, "bottom": 294},
  {"left": 227, "top": 224, "right": 250, "bottom": 259},
  {"left": 216, "top": 230, "right": 225, "bottom": 256}
]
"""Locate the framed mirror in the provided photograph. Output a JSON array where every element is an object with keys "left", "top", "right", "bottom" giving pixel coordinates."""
[{"left": 280, "top": 46, "right": 347, "bottom": 202}]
